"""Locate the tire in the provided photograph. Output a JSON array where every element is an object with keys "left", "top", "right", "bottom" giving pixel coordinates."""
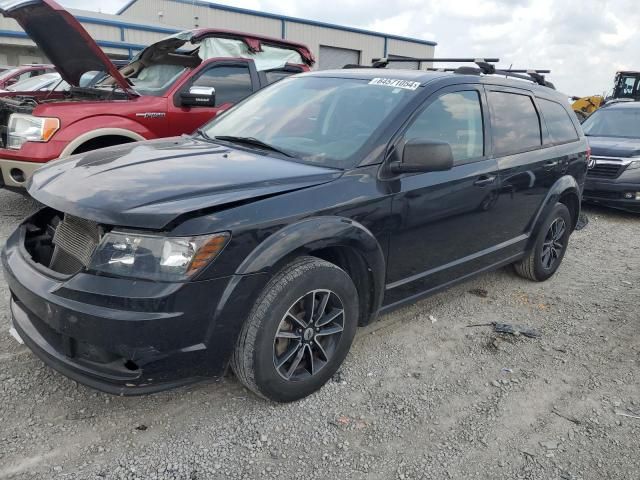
[
  {"left": 231, "top": 256, "right": 359, "bottom": 402},
  {"left": 514, "top": 202, "right": 572, "bottom": 282}
]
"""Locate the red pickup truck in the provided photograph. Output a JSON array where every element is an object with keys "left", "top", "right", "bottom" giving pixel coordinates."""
[{"left": 0, "top": 0, "right": 314, "bottom": 190}]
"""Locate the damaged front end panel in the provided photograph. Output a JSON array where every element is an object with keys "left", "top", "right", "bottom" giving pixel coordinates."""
[{"left": 23, "top": 208, "right": 105, "bottom": 276}]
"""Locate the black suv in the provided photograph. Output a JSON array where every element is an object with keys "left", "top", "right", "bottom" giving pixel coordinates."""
[
  {"left": 582, "top": 101, "right": 640, "bottom": 212},
  {"left": 2, "top": 67, "right": 589, "bottom": 402}
]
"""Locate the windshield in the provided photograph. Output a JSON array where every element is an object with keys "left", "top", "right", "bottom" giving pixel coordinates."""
[
  {"left": 0, "top": 68, "right": 18, "bottom": 81},
  {"left": 8, "top": 73, "right": 59, "bottom": 91},
  {"left": 582, "top": 108, "right": 640, "bottom": 138},
  {"left": 95, "top": 63, "right": 186, "bottom": 96},
  {"left": 202, "top": 76, "right": 418, "bottom": 168}
]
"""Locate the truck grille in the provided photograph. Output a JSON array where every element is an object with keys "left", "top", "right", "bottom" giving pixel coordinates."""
[
  {"left": 587, "top": 158, "right": 626, "bottom": 179},
  {"left": 50, "top": 215, "right": 101, "bottom": 274}
]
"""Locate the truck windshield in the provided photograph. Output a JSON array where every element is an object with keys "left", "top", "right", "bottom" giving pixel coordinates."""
[
  {"left": 582, "top": 108, "right": 640, "bottom": 138},
  {"left": 202, "top": 76, "right": 419, "bottom": 169},
  {"left": 95, "top": 63, "right": 186, "bottom": 96}
]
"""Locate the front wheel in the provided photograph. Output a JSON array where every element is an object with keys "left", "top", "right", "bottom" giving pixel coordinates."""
[
  {"left": 231, "top": 256, "right": 359, "bottom": 402},
  {"left": 514, "top": 203, "right": 572, "bottom": 282}
]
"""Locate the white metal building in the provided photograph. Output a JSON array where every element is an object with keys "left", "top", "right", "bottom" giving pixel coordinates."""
[{"left": 0, "top": 0, "right": 436, "bottom": 69}]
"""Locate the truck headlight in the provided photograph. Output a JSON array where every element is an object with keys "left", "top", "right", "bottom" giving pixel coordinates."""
[
  {"left": 7, "top": 113, "right": 60, "bottom": 149},
  {"left": 89, "top": 231, "right": 230, "bottom": 281}
]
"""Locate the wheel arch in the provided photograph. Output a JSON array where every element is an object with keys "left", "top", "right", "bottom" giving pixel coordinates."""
[
  {"left": 235, "top": 217, "right": 386, "bottom": 326},
  {"left": 60, "top": 128, "right": 147, "bottom": 157},
  {"left": 527, "top": 175, "right": 581, "bottom": 250}
]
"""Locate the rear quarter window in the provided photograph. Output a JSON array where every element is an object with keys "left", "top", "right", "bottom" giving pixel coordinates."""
[
  {"left": 538, "top": 98, "right": 579, "bottom": 144},
  {"left": 488, "top": 91, "right": 541, "bottom": 156}
]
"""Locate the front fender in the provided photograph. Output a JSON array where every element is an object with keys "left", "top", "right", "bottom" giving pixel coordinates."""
[
  {"left": 527, "top": 175, "right": 581, "bottom": 248},
  {"left": 235, "top": 216, "right": 386, "bottom": 315}
]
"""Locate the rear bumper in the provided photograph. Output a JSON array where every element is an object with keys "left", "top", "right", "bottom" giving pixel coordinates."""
[
  {"left": 0, "top": 158, "right": 44, "bottom": 189},
  {"left": 1, "top": 224, "right": 268, "bottom": 395},
  {"left": 584, "top": 176, "right": 640, "bottom": 213}
]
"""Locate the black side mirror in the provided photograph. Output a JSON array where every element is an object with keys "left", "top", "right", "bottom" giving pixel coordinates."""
[
  {"left": 390, "top": 139, "right": 454, "bottom": 174},
  {"left": 180, "top": 86, "right": 216, "bottom": 107}
]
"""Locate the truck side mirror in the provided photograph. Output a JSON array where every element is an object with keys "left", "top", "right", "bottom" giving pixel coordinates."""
[
  {"left": 180, "top": 86, "right": 216, "bottom": 107},
  {"left": 390, "top": 139, "right": 454, "bottom": 174}
]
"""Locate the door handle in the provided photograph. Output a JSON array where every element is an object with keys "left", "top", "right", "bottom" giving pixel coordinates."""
[
  {"left": 544, "top": 160, "right": 559, "bottom": 169},
  {"left": 473, "top": 175, "right": 496, "bottom": 187}
]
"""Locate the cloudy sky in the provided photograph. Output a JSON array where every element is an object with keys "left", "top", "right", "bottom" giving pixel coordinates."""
[{"left": 60, "top": 0, "right": 638, "bottom": 97}]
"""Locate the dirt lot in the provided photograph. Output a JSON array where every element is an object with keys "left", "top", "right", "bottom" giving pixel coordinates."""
[{"left": 0, "top": 188, "right": 638, "bottom": 480}]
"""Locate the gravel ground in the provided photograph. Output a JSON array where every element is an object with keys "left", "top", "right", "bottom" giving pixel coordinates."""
[{"left": 0, "top": 188, "right": 639, "bottom": 480}]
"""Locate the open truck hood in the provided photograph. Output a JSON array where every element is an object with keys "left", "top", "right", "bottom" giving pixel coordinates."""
[
  {"left": 0, "top": 0, "right": 134, "bottom": 95},
  {"left": 28, "top": 136, "right": 340, "bottom": 230}
]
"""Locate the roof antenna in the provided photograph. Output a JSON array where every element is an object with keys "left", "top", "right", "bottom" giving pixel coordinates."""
[{"left": 506, "top": 63, "right": 512, "bottom": 79}]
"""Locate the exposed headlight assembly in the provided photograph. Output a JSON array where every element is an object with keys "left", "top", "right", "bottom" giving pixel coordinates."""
[
  {"left": 627, "top": 157, "right": 640, "bottom": 170},
  {"left": 7, "top": 113, "right": 60, "bottom": 149},
  {"left": 89, "top": 231, "right": 230, "bottom": 281}
]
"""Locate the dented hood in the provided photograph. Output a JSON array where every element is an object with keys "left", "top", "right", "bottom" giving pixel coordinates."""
[
  {"left": 28, "top": 136, "right": 341, "bottom": 230},
  {"left": 0, "top": 0, "right": 133, "bottom": 94}
]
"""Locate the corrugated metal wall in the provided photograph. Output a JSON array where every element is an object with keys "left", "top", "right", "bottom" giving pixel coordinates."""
[
  {"left": 124, "top": 0, "right": 282, "bottom": 37},
  {"left": 0, "top": 0, "right": 435, "bottom": 67},
  {"left": 121, "top": 0, "right": 435, "bottom": 69}
]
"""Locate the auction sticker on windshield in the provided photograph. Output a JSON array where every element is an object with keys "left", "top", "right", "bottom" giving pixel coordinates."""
[{"left": 369, "top": 78, "right": 421, "bottom": 90}]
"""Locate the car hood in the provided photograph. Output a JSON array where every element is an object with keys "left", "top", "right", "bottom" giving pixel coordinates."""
[
  {"left": 28, "top": 136, "right": 341, "bottom": 230},
  {"left": 587, "top": 136, "right": 640, "bottom": 158},
  {"left": 0, "top": 0, "right": 133, "bottom": 94}
]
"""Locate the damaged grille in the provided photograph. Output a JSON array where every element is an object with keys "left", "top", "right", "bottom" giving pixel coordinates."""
[{"left": 50, "top": 215, "right": 101, "bottom": 274}]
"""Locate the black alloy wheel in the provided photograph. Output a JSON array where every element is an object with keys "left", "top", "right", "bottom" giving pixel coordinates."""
[
  {"left": 273, "top": 289, "right": 345, "bottom": 381},
  {"left": 541, "top": 217, "right": 566, "bottom": 270},
  {"left": 231, "top": 256, "right": 359, "bottom": 402}
]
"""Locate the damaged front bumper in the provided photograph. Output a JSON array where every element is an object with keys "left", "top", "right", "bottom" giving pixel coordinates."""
[{"left": 1, "top": 221, "right": 266, "bottom": 395}]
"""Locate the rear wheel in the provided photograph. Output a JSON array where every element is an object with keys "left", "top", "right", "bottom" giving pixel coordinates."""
[
  {"left": 514, "top": 203, "right": 572, "bottom": 282},
  {"left": 231, "top": 256, "right": 359, "bottom": 402}
]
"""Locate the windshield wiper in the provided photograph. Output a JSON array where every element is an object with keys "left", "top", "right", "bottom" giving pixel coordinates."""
[
  {"left": 213, "top": 135, "right": 294, "bottom": 158},
  {"left": 196, "top": 128, "right": 216, "bottom": 142}
]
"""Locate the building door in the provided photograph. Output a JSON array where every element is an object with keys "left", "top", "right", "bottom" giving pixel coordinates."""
[{"left": 318, "top": 46, "right": 360, "bottom": 69}]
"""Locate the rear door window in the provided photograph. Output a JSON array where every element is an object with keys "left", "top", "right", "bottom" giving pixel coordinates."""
[
  {"left": 488, "top": 91, "right": 541, "bottom": 156},
  {"left": 405, "top": 90, "right": 484, "bottom": 164},
  {"left": 538, "top": 98, "right": 579, "bottom": 144}
]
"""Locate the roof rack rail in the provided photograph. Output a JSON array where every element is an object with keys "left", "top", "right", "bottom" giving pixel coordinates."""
[
  {"left": 370, "top": 57, "right": 500, "bottom": 68},
  {"left": 355, "top": 57, "right": 555, "bottom": 89}
]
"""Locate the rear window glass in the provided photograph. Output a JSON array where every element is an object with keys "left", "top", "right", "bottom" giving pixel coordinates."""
[
  {"left": 539, "top": 98, "right": 579, "bottom": 144},
  {"left": 265, "top": 69, "right": 301, "bottom": 85},
  {"left": 488, "top": 91, "right": 541, "bottom": 155}
]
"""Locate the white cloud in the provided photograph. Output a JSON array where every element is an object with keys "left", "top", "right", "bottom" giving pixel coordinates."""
[{"left": 59, "top": 0, "right": 640, "bottom": 96}]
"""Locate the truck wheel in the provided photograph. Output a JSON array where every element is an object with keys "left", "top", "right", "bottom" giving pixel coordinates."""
[
  {"left": 514, "top": 203, "right": 572, "bottom": 282},
  {"left": 231, "top": 256, "right": 359, "bottom": 402}
]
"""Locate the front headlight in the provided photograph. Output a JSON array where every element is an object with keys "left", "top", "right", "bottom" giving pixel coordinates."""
[
  {"left": 627, "top": 158, "right": 640, "bottom": 170},
  {"left": 7, "top": 113, "right": 60, "bottom": 149},
  {"left": 89, "top": 231, "right": 230, "bottom": 281}
]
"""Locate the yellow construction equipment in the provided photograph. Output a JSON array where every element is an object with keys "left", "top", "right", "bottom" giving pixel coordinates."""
[
  {"left": 572, "top": 71, "right": 640, "bottom": 121},
  {"left": 571, "top": 95, "right": 605, "bottom": 122}
]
